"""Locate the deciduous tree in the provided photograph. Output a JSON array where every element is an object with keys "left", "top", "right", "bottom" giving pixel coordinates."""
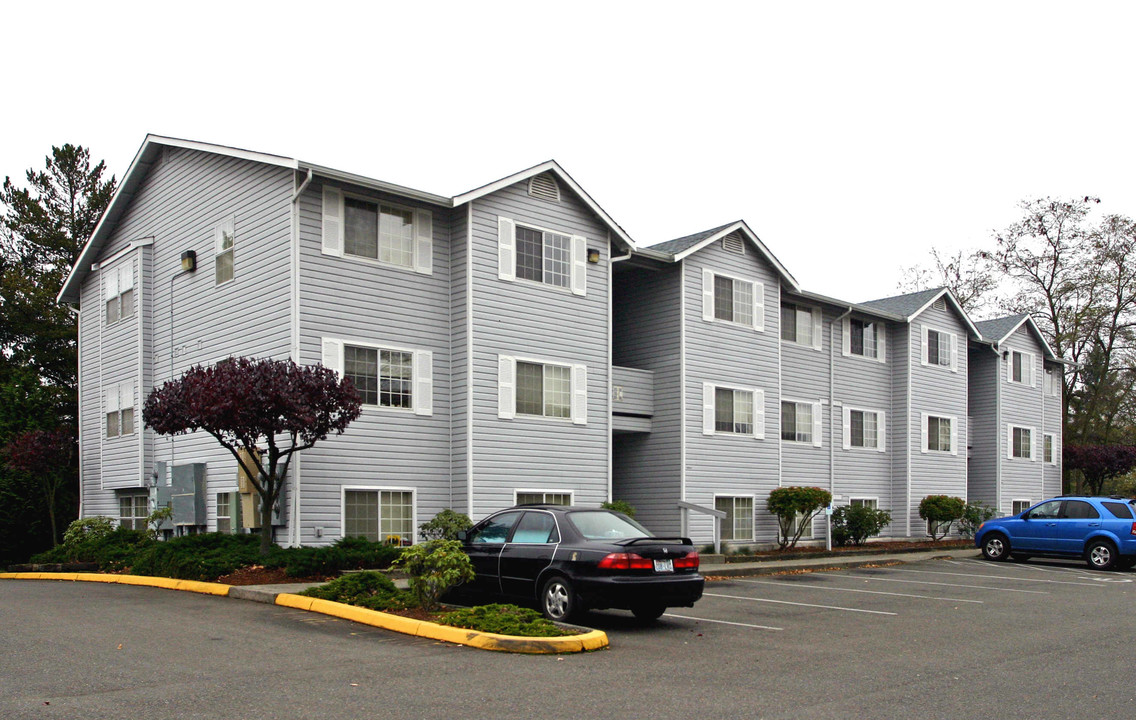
[{"left": 1063, "top": 444, "right": 1136, "bottom": 496}]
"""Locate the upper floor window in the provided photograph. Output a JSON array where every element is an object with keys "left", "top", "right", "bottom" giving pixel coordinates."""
[
  {"left": 781, "top": 400, "right": 819, "bottom": 445},
  {"left": 922, "top": 327, "right": 957, "bottom": 371},
  {"left": 498, "top": 355, "right": 587, "bottom": 424},
  {"left": 321, "top": 338, "right": 432, "bottom": 416},
  {"left": 1010, "top": 425, "right": 1033, "bottom": 460},
  {"left": 843, "top": 317, "right": 885, "bottom": 362},
  {"left": 703, "top": 271, "right": 763, "bottom": 330},
  {"left": 498, "top": 217, "right": 586, "bottom": 296},
  {"left": 321, "top": 186, "right": 433, "bottom": 275},
  {"left": 843, "top": 408, "right": 885, "bottom": 451},
  {"left": 1043, "top": 433, "right": 1057, "bottom": 464},
  {"left": 781, "top": 303, "right": 820, "bottom": 348},
  {"left": 702, "top": 384, "right": 764, "bottom": 438},
  {"left": 1044, "top": 369, "right": 1061, "bottom": 397},
  {"left": 214, "top": 217, "right": 235, "bottom": 285},
  {"left": 923, "top": 414, "right": 954, "bottom": 454},
  {"left": 104, "top": 261, "right": 134, "bottom": 325},
  {"left": 1009, "top": 350, "right": 1036, "bottom": 386},
  {"left": 105, "top": 381, "right": 135, "bottom": 438}
]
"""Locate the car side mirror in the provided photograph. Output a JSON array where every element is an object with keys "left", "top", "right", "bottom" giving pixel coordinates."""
[
  {"left": 1021, "top": 513, "right": 1031, "bottom": 520},
  {"left": 455, "top": 530, "right": 468, "bottom": 542}
]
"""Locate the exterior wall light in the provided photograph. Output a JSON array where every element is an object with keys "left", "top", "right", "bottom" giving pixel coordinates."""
[
  {"left": 586, "top": 248, "right": 600, "bottom": 264},
  {"left": 181, "top": 250, "right": 197, "bottom": 272}
]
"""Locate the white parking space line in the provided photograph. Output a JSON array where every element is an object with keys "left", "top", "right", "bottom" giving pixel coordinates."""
[
  {"left": 888, "top": 568, "right": 1106, "bottom": 587},
  {"left": 962, "top": 559, "right": 1095, "bottom": 576},
  {"left": 730, "top": 578, "right": 983, "bottom": 604},
  {"left": 663, "top": 614, "right": 784, "bottom": 631},
  {"left": 844, "top": 575, "right": 1050, "bottom": 594},
  {"left": 704, "top": 592, "right": 897, "bottom": 616}
]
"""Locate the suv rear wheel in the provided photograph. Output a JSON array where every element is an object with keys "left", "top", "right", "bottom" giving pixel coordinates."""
[
  {"left": 1085, "top": 539, "right": 1118, "bottom": 571},
  {"left": 540, "top": 576, "right": 577, "bottom": 622}
]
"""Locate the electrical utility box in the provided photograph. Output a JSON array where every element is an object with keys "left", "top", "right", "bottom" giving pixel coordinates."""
[{"left": 170, "top": 463, "right": 207, "bottom": 527}]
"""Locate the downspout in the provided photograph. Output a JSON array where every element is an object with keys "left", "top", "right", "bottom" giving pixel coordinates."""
[
  {"left": 830, "top": 307, "right": 853, "bottom": 551},
  {"left": 288, "top": 169, "right": 310, "bottom": 546},
  {"left": 679, "top": 263, "right": 687, "bottom": 535},
  {"left": 993, "top": 343, "right": 1003, "bottom": 513},
  {"left": 68, "top": 304, "right": 83, "bottom": 519},
  {"left": 905, "top": 326, "right": 912, "bottom": 537},
  {"left": 466, "top": 203, "right": 474, "bottom": 518}
]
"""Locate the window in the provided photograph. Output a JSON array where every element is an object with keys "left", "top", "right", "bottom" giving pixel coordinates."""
[
  {"left": 1010, "top": 425, "right": 1033, "bottom": 459},
  {"left": 924, "top": 414, "right": 953, "bottom": 453},
  {"left": 1044, "top": 433, "right": 1056, "bottom": 464},
  {"left": 926, "top": 329, "right": 951, "bottom": 367},
  {"left": 119, "top": 493, "right": 148, "bottom": 530},
  {"left": 844, "top": 408, "right": 885, "bottom": 451},
  {"left": 105, "top": 381, "right": 135, "bottom": 438},
  {"left": 1009, "top": 350, "right": 1036, "bottom": 385},
  {"left": 214, "top": 217, "right": 235, "bottom": 285},
  {"left": 104, "top": 261, "right": 134, "bottom": 325},
  {"left": 344, "top": 489, "right": 414, "bottom": 545},
  {"left": 1012, "top": 499, "right": 1031, "bottom": 515},
  {"left": 850, "top": 498, "right": 878, "bottom": 509},
  {"left": 781, "top": 401, "right": 817, "bottom": 444},
  {"left": 497, "top": 217, "right": 585, "bottom": 296},
  {"left": 1103, "top": 501, "right": 1134, "bottom": 519},
  {"left": 789, "top": 512, "right": 814, "bottom": 540},
  {"left": 781, "top": 302, "right": 817, "bottom": 347},
  {"left": 715, "top": 387, "right": 754, "bottom": 434},
  {"left": 849, "top": 319, "right": 879, "bottom": 358},
  {"left": 516, "top": 491, "right": 571, "bottom": 506},
  {"left": 510, "top": 511, "right": 559, "bottom": 543},
  {"left": 216, "top": 493, "right": 233, "bottom": 534},
  {"left": 703, "top": 271, "right": 762, "bottom": 330},
  {"left": 715, "top": 496, "right": 754, "bottom": 541},
  {"left": 498, "top": 356, "right": 587, "bottom": 424},
  {"left": 344, "top": 197, "right": 414, "bottom": 268},
  {"left": 1045, "top": 369, "right": 1062, "bottom": 397},
  {"left": 345, "top": 345, "right": 413, "bottom": 409}
]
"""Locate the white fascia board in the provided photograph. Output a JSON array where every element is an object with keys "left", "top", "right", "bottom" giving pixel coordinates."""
[
  {"left": 793, "top": 289, "right": 906, "bottom": 322},
  {"left": 300, "top": 163, "right": 452, "bottom": 208},
  {"left": 1004, "top": 316, "right": 1060, "bottom": 362},
  {"left": 907, "top": 288, "right": 982, "bottom": 339},
  {"left": 671, "top": 220, "right": 800, "bottom": 292},
  {"left": 452, "top": 160, "right": 637, "bottom": 251},
  {"left": 148, "top": 135, "right": 299, "bottom": 170}
]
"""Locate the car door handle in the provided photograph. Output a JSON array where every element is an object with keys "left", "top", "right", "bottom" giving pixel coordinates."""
[{"left": 1088, "top": 523, "right": 1100, "bottom": 527}]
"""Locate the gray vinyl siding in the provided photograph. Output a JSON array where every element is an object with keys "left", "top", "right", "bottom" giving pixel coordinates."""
[
  {"left": 78, "top": 275, "right": 108, "bottom": 517},
  {"left": 907, "top": 304, "right": 969, "bottom": 535},
  {"left": 889, "top": 324, "right": 911, "bottom": 536},
  {"left": 612, "top": 265, "right": 682, "bottom": 535},
  {"left": 967, "top": 346, "right": 1000, "bottom": 509},
  {"left": 296, "top": 179, "right": 455, "bottom": 544},
  {"left": 79, "top": 147, "right": 295, "bottom": 529},
  {"left": 995, "top": 329, "right": 1051, "bottom": 513},
  {"left": 468, "top": 183, "right": 611, "bottom": 521},
  {"left": 683, "top": 243, "right": 781, "bottom": 544},
  {"left": 1043, "top": 362, "right": 1063, "bottom": 498}
]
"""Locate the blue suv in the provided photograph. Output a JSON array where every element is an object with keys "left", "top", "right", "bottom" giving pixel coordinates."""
[{"left": 975, "top": 496, "right": 1136, "bottom": 571}]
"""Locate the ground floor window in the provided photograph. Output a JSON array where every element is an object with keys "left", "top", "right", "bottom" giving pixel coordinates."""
[
  {"left": 1012, "top": 499, "right": 1031, "bottom": 515},
  {"left": 789, "top": 512, "right": 814, "bottom": 540},
  {"left": 515, "top": 491, "right": 572, "bottom": 506},
  {"left": 217, "top": 493, "right": 233, "bottom": 534},
  {"left": 849, "top": 497, "right": 878, "bottom": 509},
  {"left": 118, "top": 493, "right": 148, "bottom": 531},
  {"left": 344, "top": 489, "right": 414, "bottom": 545},
  {"left": 714, "top": 496, "right": 754, "bottom": 541}
]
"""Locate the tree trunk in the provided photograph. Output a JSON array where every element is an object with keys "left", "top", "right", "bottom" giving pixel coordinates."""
[{"left": 259, "top": 487, "right": 274, "bottom": 555}]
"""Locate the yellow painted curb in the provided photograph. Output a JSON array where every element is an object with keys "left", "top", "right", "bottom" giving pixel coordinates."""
[
  {"left": 0, "top": 572, "right": 232, "bottom": 597},
  {"left": 274, "top": 593, "right": 608, "bottom": 654}
]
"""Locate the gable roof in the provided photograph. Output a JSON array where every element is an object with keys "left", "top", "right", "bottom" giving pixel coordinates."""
[
  {"left": 641, "top": 220, "right": 800, "bottom": 292},
  {"left": 860, "top": 287, "right": 981, "bottom": 338},
  {"left": 974, "top": 314, "right": 1059, "bottom": 360},
  {"left": 59, "top": 137, "right": 635, "bottom": 303}
]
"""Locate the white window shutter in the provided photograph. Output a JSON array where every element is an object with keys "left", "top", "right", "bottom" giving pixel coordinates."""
[
  {"left": 841, "top": 317, "right": 851, "bottom": 357},
  {"left": 753, "top": 389, "right": 765, "bottom": 439},
  {"left": 812, "top": 402, "right": 823, "bottom": 447},
  {"left": 414, "top": 210, "right": 433, "bottom": 275},
  {"left": 1006, "top": 425, "right": 1014, "bottom": 460},
  {"left": 702, "top": 383, "right": 715, "bottom": 435},
  {"left": 498, "top": 217, "right": 516, "bottom": 281},
  {"left": 119, "top": 261, "right": 134, "bottom": 291},
  {"left": 104, "top": 266, "right": 119, "bottom": 300},
  {"left": 570, "top": 235, "right": 587, "bottom": 296},
  {"left": 753, "top": 282, "right": 765, "bottom": 332},
  {"left": 571, "top": 364, "right": 588, "bottom": 425},
  {"left": 950, "top": 417, "right": 958, "bottom": 455},
  {"left": 949, "top": 333, "right": 958, "bottom": 372},
  {"left": 842, "top": 407, "right": 851, "bottom": 450},
  {"left": 876, "top": 325, "right": 887, "bottom": 363},
  {"left": 812, "top": 308, "right": 823, "bottom": 350},
  {"left": 921, "top": 327, "right": 929, "bottom": 366},
  {"left": 414, "top": 350, "right": 433, "bottom": 416},
  {"left": 877, "top": 411, "right": 887, "bottom": 452},
  {"left": 106, "top": 385, "right": 120, "bottom": 413},
  {"left": 321, "top": 338, "right": 343, "bottom": 376},
  {"left": 1029, "top": 427, "right": 1036, "bottom": 462},
  {"left": 1032, "top": 354, "right": 1040, "bottom": 388},
  {"left": 1007, "top": 353, "right": 1013, "bottom": 383},
  {"left": 498, "top": 355, "right": 515, "bottom": 419},
  {"left": 921, "top": 413, "right": 929, "bottom": 453},
  {"left": 702, "top": 270, "right": 715, "bottom": 322},
  {"left": 321, "top": 187, "right": 343, "bottom": 257}
]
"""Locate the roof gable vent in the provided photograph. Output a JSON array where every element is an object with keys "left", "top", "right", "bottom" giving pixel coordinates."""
[
  {"left": 722, "top": 232, "right": 746, "bottom": 255},
  {"left": 933, "top": 297, "right": 947, "bottom": 312},
  {"left": 528, "top": 173, "right": 561, "bottom": 203}
]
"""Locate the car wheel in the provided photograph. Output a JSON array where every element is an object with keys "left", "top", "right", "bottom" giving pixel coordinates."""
[
  {"left": 1086, "top": 540, "right": 1119, "bottom": 571},
  {"left": 540, "top": 576, "right": 577, "bottom": 622},
  {"left": 631, "top": 603, "right": 666, "bottom": 622},
  {"left": 981, "top": 533, "right": 1010, "bottom": 561}
]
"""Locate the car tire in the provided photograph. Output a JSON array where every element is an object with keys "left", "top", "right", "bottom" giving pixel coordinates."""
[
  {"left": 1085, "top": 539, "right": 1119, "bottom": 571},
  {"left": 981, "top": 533, "right": 1010, "bottom": 561},
  {"left": 540, "top": 576, "right": 577, "bottom": 622},
  {"left": 631, "top": 603, "right": 666, "bottom": 622}
]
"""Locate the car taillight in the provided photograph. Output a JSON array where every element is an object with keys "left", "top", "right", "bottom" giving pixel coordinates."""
[
  {"left": 597, "top": 553, "right": 654, "bottom": 570},
  {"left": 674, "top": 551, "right": 700, "bottom": 570},
  {"left": 1131, "top": 522, "right": 1136, "bottom": 536}
]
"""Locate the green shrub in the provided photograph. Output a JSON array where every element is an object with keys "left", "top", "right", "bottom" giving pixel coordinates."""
[
  {"left": 768, "top": 486, "right": 832, "bottom": 549},
  {"left": 438, "top": 604, "right": 572, "bottom": 637},
  {"left": 831, "top": 505, "right": 892, "bottom": 547},
  {"left": 393, "top": 539, "right": 476, "bottom": 610},
  {"left": 32, "top": 525, "right": 152, "bottom": 569},
  {"left": 919, "top": 495, "right": 966, "bottom": 540},
  {"left": 957, "top": 502, "right": 998, "bottom": 539},
  {"left": 332, "top": 535, "right": 403, "bottom": 569},
  {"left": 600, "top": 500, "right": 637, "bottom": 519},
  {"left": 129, "top": 532, "right": 262, "bottom": 581},
  {"left": 417, "top": 509, "right": 473, "bottom": 542},
  {"left": 299, "top": 571, "right": 412, "bottom": 610},
  {"left": 274, "top": 546, "right": 348, "bottom": 578},
  {"left": 61, "top": 517, "right": 116, "bottom": 548}
]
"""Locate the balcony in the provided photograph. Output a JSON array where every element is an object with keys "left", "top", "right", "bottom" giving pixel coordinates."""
[{"left": 611, "top": 366, "right": 653, "bottom": 433}]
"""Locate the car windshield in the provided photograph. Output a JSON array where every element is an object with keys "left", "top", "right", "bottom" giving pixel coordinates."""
[{"left": 567, "top": 511, "right": 653, "bottom": 540}]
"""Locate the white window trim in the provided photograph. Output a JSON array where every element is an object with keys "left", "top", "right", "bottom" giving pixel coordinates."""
[
  {"left": 703, "top": 383, "right": 766, "bottom": 439},
  {"left": 105, "top": 380, "right": 136, "bottom": 439},
  {"left": 702, "top": 269, "right": 765, "bottom": 332},
  {"left": 1011, "top": 498, "right": 1032, "bottom": 515},
  {"left": 498, "top": 354, "right": 587, "bottom": 425},
  {"left": 1044, "top": 368, "right": 1062, "bottom": 397},
  {"left": 103, "top": 260, "right": 135, "bottom": 326},
  {"left": 841, "top": 317, "right": 887, "bottom": 364},
  {"left": 849, "top": 497, "right": 879, "bottom": 509},
  {"left": 921, "top": 325, "right": 958, "bottom": 373},
  {"left": 1007, "top": 350, "right": 1037, "bottom": 387},
  {"left": 781, "top": 397, "right": 823, "bottom": 448},
  {"left": 321, "top": 337, "right": 432, "bottom": 416},
  {"left": 322, "top": 186, "right": 433, "bottom": 275},
  {"left": 1043, "top": 432, "right": 1058, "bottom": 465},
  {"left": 214, "top": 216, "right": 235, "bottom": 286},
  {"left": 514, "top": 490, "right": 574, "bottom": 506},
  {"left": 841, "top": 406, "right": 887, "bottom": 452},
  {"left": 497, "top": 215, "right": 586, "bottom": 296},
  {"left": 1007, "top": 424, "right": 1036, "bottom": 461},
  {"left": 340, "top": 485, "right": 417, "bottom": 545},
  {"left": 781, "top": 303, "right": 823, "bottom": 351},
  {"left": 714, "top": 494, "right": 756, "bottom": 542},
  {"left": 920, "top": 412, "right": 958, "bottom": 455}
]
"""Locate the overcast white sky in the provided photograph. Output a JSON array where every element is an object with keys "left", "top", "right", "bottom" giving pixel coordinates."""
[{"left": 3, "top": 1, "right": 1134, "bottom": 303}]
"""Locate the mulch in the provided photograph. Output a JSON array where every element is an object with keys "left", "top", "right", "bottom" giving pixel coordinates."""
[{"left": 214, "top": 565, "right": 336, "bottom": 586}]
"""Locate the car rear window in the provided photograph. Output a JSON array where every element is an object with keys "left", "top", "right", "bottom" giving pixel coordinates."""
[
  {"left": 567, "top": 511, "right": 652, "bottom": 540},
  {"left": 1103, "top": 502, "right": 1134, "bottom": 519}
]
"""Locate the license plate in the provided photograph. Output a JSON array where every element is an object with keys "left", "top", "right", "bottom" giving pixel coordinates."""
[{"left": 653, "top": 559, "right": 674, "bottom": 573}]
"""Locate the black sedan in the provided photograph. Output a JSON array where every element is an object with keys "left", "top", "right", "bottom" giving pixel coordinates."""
[{"left": 454, "top": 505, "right": 704, "bottom": 622}]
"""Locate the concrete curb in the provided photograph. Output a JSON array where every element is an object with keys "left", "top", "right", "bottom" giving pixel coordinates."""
[{"left": 0, "top": 572, "right": 608, "bottom": 654}]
